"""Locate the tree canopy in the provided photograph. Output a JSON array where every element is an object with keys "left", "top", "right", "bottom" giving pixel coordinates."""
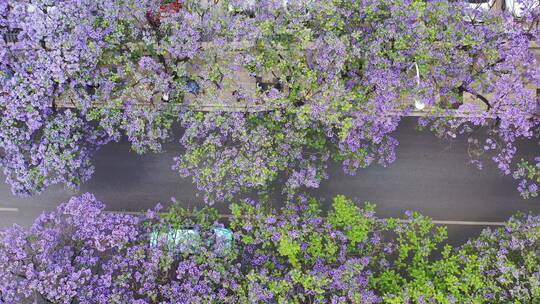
[{"left": 1, "top": 0, "right": 539, "bottom": 201}]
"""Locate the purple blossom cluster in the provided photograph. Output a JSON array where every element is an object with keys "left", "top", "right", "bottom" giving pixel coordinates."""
[
  {"left": 462, "top": 212, "right": 540, "bottom": 302},
  {"left": 0, "top": 193, "right": 391, "bottom": 303},
  {"left": 1, "top": 0, "right": 112, "bottom": 195},
  {"left": 228, "top": 195, "right": 386, "bottom": 303},
  {"left": 175, "top": 0, "right": 540, "bottom": 202},
  {"left": 0, "top": 0, "right": 216, "bottom": 195},
  {"left": 174, "top": 110, "right": 333, "bottom": 203},
  {"left": 2, "top": 193, "right": 539, "bottom": 303},
  {"left": 1, "top": 0, "right": 540, "bottom": 200},
  {"left": 0, "top": 193, "right": 141, "bottom": 303},
  {"left": 0, "top": 193, "right": 241, "bottom": 303}
]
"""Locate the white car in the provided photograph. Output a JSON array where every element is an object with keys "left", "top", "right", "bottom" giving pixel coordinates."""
[
  {"left": 227, "top": 0, "right": 294, "bottom": 14},
  {"left": 504, "top": 0, "right": 540, "bottom": 18},
  {"left": 227, "top": 0, "right": 256, "bottom": 11},
  {"left": 150, "top": 226, "right": 233, "bottom": 256},
  {"left": 463, "top": 0, "right": 497, "bottom": 22}
]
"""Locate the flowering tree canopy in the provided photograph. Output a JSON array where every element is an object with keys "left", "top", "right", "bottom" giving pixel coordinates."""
[
  {"left": 176, "top": 0, "right": 540, "bottom": 202},
  {"left": 1, "top": 0, "right": 539, "bottom": 200},
  {"left": 1, "top": 193, "right": 540, "bottom": 303},
  {"left": 0, "top": 0, "right": 225, "bottom": 196}
]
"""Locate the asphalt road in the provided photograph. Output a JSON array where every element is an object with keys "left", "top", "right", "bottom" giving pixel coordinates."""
[{"left": 0, "top": 117, "right": 539, "bottom": 245}]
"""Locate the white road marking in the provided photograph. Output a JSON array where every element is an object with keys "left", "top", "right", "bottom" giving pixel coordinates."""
[
  {"left": 0, "top": 207, "right": 19, "bottom": 212},
  {"left": 397, "top": 219, "right": 505, "bottom": 226},
  {"left": 104, "top": 210, "right": 140, "bottom": 215}
]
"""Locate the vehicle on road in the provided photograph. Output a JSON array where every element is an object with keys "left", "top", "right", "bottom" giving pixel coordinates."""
[{"left": 150, "top": 226, "right": 234, "bottom": 256}]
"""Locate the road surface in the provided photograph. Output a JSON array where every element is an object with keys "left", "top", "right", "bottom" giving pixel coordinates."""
[{"left": 0, "top": 118, "right": 538, "bottom": 245}]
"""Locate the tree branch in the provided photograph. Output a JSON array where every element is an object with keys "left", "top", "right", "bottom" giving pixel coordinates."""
[{"left": 459, "top": 85, "right": 492, "bottom": 110}]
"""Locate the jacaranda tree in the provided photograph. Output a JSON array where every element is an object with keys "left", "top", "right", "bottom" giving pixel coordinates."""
[
  {"left": 1, "top": 0, "right": 539, "bottom": 201},
  {"left": 1, "top": 193, "right": 539, "bottom": 303},
  {"left": 175, "top": 0, "right": 540, "bottom": 202},
  {"left": 0, "top": 0, "right": 228, "bottom": 196}
]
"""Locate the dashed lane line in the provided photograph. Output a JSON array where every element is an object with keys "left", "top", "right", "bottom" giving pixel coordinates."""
[{"left": 399, "top": 219, "right": 505, "bottom": 226}]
